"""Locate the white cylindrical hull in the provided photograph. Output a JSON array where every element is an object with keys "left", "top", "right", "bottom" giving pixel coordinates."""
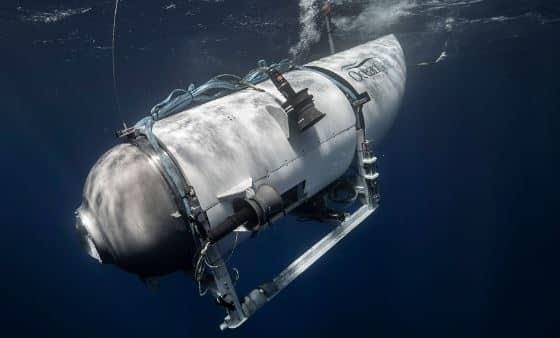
[{"left": 75, "top": 34, "right": 406, "bottom": 276}]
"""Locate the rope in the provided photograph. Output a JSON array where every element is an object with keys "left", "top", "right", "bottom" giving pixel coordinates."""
[
  {"left": 204, "top": 231, "right": 239, "bottom": 268},
  {"left": 194, "top": 231, "right": 241, "bottom": 296},
  {"left": 112, "top": 0, "right": 121, "bottom": 117},
  {"left": 149, "top": 59, "right": 293, "bottom": 121}
]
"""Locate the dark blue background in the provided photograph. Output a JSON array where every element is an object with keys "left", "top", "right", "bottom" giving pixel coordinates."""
[{"left": 1, "top": 1, "right": 559, "bottom": 337}]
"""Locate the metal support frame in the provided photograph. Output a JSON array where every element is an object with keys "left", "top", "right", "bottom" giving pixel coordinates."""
[
  {"left": 120, "top": 62, "right": 381, "bottom": 330},
  {"left": 211, "top": 67, "right": 381, "bottom": 330}
]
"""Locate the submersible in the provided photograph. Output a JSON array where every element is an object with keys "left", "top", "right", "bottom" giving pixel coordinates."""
[{"left": 75, "top": 34, "right": 406, "bottom": 329}]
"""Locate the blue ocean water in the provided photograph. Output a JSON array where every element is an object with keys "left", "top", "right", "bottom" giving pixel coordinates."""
[{"left": 1, "top": 0, "right": 559, "bottom": 337}]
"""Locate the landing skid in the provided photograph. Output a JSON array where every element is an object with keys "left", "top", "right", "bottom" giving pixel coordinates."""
[{"left": 221, "top": 203, "right": 376, "bottom": 329}]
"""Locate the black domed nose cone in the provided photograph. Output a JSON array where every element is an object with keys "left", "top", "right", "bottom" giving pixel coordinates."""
[{"left": 76, "top": 143, "right": 196, "bottom": 277}]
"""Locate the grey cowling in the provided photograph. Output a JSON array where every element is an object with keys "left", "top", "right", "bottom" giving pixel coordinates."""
[{"left": 207, "top": 184, "right": 283, "bottom": 243}]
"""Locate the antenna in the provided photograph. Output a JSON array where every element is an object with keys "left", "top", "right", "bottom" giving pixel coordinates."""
[{"left": 322, "top": 1, "right": 336, "bottom": 55}]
